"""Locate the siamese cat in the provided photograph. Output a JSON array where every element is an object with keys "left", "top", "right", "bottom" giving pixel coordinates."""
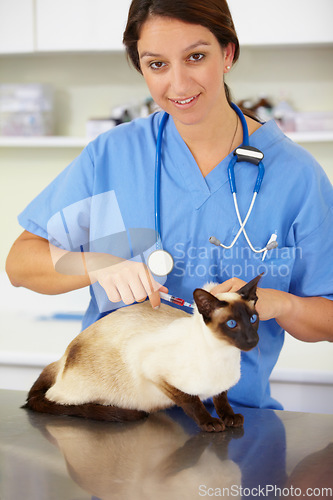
[{"left": 23, "top": 275, "right": 261, "bottom": 432}]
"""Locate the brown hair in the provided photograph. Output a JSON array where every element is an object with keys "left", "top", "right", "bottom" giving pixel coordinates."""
[{"left": 123, "top": 0, "right": 240, "bottom": 104}]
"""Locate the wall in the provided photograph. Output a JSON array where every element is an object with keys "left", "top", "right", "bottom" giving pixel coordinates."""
[{"left": 1, "top": 47, "right": 333, "bottom": 266}]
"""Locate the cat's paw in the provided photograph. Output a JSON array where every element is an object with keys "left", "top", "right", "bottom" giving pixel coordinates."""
[
  {"left": 223, "top": 413, "right": 244, "bottom": 428},
  {"left": 200, "top": 417, "right": 225, "bottom": 433}
]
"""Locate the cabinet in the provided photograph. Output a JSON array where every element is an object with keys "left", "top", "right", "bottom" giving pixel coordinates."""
[
  {"left": 229, "top": 0, "right": 333, "bottom": 45},
  {"left": 0, "top": 0, "right": 34, "bottom": 53},
  {"left": 36, "top": 0, "right": 132, "bottom": 52},
  {"left": 1, "top": 0, "right": 333, "bottom": 55}
]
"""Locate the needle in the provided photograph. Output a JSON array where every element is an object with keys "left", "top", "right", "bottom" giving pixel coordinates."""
[{"left": 159, "top": 292, "right": 194, "bottom": 309}]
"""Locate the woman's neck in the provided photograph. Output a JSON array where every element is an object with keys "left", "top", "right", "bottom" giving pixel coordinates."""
[
  {"left": 173, "top": 103, "right": 262, "bottom": 177},
  {"left": 173, "top": 101, "right": 241, "bottom": 177}
]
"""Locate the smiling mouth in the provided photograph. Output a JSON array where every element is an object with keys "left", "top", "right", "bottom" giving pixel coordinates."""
[{"left": 169, "top": 94, "right": 200, "bottom": 105}]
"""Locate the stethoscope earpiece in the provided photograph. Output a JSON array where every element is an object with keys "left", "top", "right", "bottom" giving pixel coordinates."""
[
  {"left": 209, "top": 236, "right": 222, "bottom": 247},
  {"left": 209, "top": 232, "right": 278, "bottom": 261}
]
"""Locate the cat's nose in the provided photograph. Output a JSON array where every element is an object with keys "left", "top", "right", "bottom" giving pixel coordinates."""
[{"left": 242, "top": 335, "right": 259, "bottom": 351}]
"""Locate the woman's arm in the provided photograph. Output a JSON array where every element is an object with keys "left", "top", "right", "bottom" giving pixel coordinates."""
[
  {"left": 211, "top": 278, "right": 333, "bottom": 342},
  {"left": 6, "top": 230, "right": 166, "bottom": 308},
  {"left": 6, "top": 231, "right": 89, "bottom": 294}
]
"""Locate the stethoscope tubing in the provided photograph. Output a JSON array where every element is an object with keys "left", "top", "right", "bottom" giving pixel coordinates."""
[
  {"left": 154, "top": 103, "right": 264, "bottom": 242},
  {"left": 154, "top": 111, "right": 169, "bottom": 248},
  {"left": 231, "top": 102, "right": 249, "bottom": 146},
  {"left": 152, "top": 102, "right": 277, "bottom": 274}
]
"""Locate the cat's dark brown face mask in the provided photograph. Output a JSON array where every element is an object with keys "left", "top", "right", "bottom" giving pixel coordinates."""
[{"left": 193, "top": 275, "right": 262, "bottom": 352}]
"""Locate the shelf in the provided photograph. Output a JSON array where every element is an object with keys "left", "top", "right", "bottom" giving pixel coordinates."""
[
  {"left": 0, "top": 131, "right": 333, "bottom": 148},
  {"left": 0, "top": 136, "right": 89, "bottom": 148},
  {"left": 286, "top": 130, "right": 333, "bottom": 143}
]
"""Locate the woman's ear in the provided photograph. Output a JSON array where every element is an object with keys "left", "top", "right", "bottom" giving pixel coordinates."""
[{"left": 223, "top": 42, "right": 236, "bottom": 73}]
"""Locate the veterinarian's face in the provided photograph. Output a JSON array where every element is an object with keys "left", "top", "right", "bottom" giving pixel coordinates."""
[{"left": 138, "top": 16, "right": 230, "bottom": 129}]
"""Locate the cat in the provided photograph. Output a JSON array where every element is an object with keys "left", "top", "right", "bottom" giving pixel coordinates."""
[{"left": 23, "top": 275, "right": 261, "bottom": 432}]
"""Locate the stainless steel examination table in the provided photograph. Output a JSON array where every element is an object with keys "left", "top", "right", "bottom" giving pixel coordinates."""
[{"left": 0, "top": 389, "right": 332, "bottom": 499}]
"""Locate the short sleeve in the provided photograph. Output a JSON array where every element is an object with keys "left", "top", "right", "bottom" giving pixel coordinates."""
[
  {"left": 290, "top": 206, "right": 333, "bottom": 300},
  {"left": 18, "top": 146, "right": 94, "bottom": 246}
]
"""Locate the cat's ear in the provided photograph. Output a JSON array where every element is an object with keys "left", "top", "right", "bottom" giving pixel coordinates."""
[
  {"left": 193, "top": 289, "right": 228, "bottom": 320},
  {"left": 236, "top": 273, "right": 263, "bottom": 303}
]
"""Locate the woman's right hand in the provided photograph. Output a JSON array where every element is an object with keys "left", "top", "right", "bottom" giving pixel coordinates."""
[
  {"left": 52, "top": 245, "right": 168, "bottom": 308},
  {"left": 89, "top": 258, "right": 168, "bottom": 309},
  {"left": 6, "top": 231, "right": 167, "bottom": 308}
]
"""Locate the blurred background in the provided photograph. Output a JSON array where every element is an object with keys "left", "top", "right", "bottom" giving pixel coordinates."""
[{"left": 0, "top": 0, "right": 332, "bottom": 412}]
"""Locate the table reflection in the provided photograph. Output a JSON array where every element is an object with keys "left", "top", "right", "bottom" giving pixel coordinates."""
[
  {"left": 284, "top": 443, "right": 333, "bottom": 499},
  {"left": 25, "top": 404, "right": 290, "bottom": 499},
  {"left": 2, "top": 390, "right": 332, "bottom": 500},
  {"left": 28, "top": 410, "right": 243, "bottom": 499}
]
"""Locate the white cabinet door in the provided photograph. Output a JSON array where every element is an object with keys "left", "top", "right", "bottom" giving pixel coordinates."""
[
  {"left": 229, "top": 0, "right": 333, "bottom": 45},
  {"left": 36, "top": 0, "right": 132, "bottom": 51},
  {"left": 0, "top": 0, "right": 34, "bottom": 54}
]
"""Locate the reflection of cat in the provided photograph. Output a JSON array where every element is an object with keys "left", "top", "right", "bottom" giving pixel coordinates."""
[
  {"left": 23, "top": 276, "right": 261, "bottom": 432},
  {"left": 41, "top": 413, "right": 242, "bottom": 500}
]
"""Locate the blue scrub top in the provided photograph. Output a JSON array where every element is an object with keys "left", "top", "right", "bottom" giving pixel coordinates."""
[{"left": 18, "top": 111, "right": 333, "bottom": 410}]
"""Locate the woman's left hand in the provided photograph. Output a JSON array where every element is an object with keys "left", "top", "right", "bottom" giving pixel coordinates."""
[
  {"left": 211, "top": 277, "right": 333, "bottom": 342},
  {"left": 210, "top": 278, "right": 291, "bottom": 322}
]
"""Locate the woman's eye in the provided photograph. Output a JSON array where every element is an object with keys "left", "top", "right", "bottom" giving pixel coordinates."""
[
  {"left": 149, "top": 61, "right": 166, "bottom": 70},
  {"left": 226, "top": 319, "right": 237, "bottom": 329},
  {"left": 188, "top": 53, "right": 204, "bottom": 62},
  {"left": 250, "top": 314, "right": 258, "bottom": 324}
]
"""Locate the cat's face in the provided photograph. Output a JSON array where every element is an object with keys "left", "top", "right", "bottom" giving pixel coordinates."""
[
  {"left": 193, "top": 275, "right": 261, "bottom": 352},
  {"left": 205, "top": 298, "right": 259, "bottom": 351}
]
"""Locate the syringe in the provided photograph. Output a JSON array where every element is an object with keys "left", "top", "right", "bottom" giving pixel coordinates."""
[{"left": 159, "top": 292, "right": 194, "bottom": 309}]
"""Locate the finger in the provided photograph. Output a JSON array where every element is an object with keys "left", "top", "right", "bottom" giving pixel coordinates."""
[
  {"left": 138, "top": 264, "right": 165, "bottom": 296},
  {"left": 129, "top": 279, "right": 149, "bottom": 303},
  {"left": 149, "top": 284, "right": 169, "bottom": 309},
  {"left": 210, "top": 280, "right": 234, "bottom": 296},
  {"left": 99, "top": 272, "right": 131, "bottom": 304},
  {"left": 106, "top": 286, "right": 122, "bottom": 303},
  {"left": 141, "top": 266, "right": 162, "bottom": 309},
  {"left": 114, "top": 264, "right": 148, "bottom": 304},
  {"left": 115, "top": 280, "right": 137, "bottom": 305},
  {"left": 210, "top": 278, "right": 244, "bottom": 296},
  {"left": 139, "top": 266, "right": 169, "bottom": 309},
  {"left": 149, "top": 289, "right": 161, "bottom": 309}
]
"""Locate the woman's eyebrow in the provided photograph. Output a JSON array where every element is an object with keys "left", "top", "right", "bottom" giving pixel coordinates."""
[{"left": 139, "top": 41, "right": 211, "bottom": 59}]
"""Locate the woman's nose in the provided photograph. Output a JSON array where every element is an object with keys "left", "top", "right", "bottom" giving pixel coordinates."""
[{"left": 169, "top": 64, "right": 192, "bottom": 97}]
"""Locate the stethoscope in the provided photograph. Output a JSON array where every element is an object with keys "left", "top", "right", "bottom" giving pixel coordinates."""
[{"left": 147, "top": 103, "right": 278, "bottom": 277}]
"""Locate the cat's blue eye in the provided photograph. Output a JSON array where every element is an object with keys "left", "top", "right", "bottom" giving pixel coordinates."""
[
  {"left": 250, "top": 314, "right": 258, "bottom": 324},
  {"left": 226, "top": 319, "right": 237, "bottom": 329}
]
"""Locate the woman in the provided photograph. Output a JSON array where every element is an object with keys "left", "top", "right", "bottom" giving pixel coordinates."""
[{"left": 6, "top": 0, "right": 333, "bottom": 409}]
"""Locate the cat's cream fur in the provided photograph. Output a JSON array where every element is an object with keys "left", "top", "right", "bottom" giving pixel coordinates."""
[
  {"left": 23, "top": 276, "right": 261, "bottom": 432},
  {"left": 47, "top": 298, "right": 240, "bottom": 410}
]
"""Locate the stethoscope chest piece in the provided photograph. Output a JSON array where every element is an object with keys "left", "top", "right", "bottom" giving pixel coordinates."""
[{"left": 147, "top": 248, "right": 174, "bottom": 276}]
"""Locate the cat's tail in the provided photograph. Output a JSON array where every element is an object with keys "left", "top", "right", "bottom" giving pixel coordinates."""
[{"left": 22, "top": 362, "right": 148, "bottom": 422}]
